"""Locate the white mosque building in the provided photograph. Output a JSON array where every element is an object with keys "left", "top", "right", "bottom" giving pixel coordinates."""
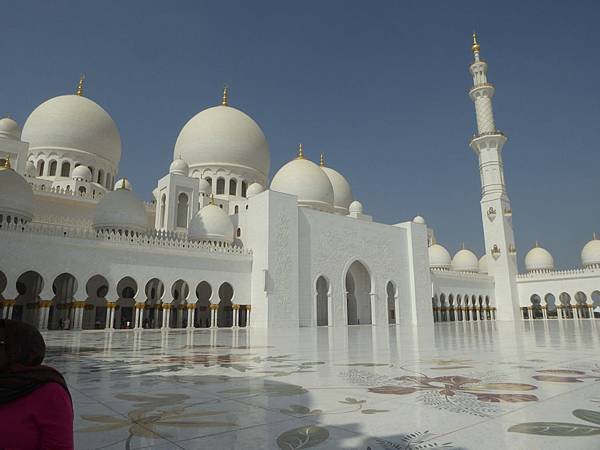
[{"left": 0, "top": 35, "right": 598, "bottom": 331}]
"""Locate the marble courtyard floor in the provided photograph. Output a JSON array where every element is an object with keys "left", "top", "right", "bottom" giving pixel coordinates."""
[{"left": 43, "top": 321, "right": 600, "bottom": 450}]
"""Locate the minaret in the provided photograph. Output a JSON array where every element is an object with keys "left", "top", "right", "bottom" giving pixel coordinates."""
[{"left": 468, "top": 33, "right": 520, "bottom": 321}]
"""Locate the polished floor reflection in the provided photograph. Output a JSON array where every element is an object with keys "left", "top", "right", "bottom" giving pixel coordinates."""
[{"left": 43, "top": 320, "right": 600, "bottom": 449}]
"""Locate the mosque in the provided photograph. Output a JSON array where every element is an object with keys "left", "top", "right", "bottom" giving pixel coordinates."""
[{"left": 0, "top": 35, "right": 598, "bottom": 331}]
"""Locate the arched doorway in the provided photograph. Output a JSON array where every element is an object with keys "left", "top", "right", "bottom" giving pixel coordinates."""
[
  {"left": 386, "top": 281, "right": 396, "bottom": 324},
  {"left": 116, "top": 277, "right": 137, "bottom": 329},
  {"left": 530, "top": 294, "right": 542, "bottom": 319},
  {"left": 195, "top": 281, "right": 212, "bottom": 327},
  {"left": 315, "top": 276, "right": 329, "bottom": 326},
  {"left": 575, "top": 291, "right": 589, "bottom": 318},
  {"left": 51, "top": 273, "right": 78, "bottom": 330},
  {"left": 559, "top": 292, "right": 572, "bottom": 319},
  {"left": 171, "top": 279, "right": 190, "bottom": 328},
  {"left": 15, "top": 271, "right": 44, "bottom": 325},
  {"left": 86, "top": 275, "right": 109, "bottom": 329},
  {"left": 592, "top": 291, "right": 600, "bottom": 318},
  {"left": 345, "top": 261, "right": 372, "bottom": 325},
  {"left": 144, "top": 278, "right": 164, "bottom": 328},
  {"left": 217, "top": 282, "right": 234, "bottom": 327}
]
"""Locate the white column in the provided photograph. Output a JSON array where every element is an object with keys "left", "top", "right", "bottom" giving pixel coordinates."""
[
  {"left": 38, "top": 302, "right": 50, "bottom": 330},
  {"left": 210, "top": 305, "right": 217, "bottom": 328},
  {"left": 187, "top": 305, "right": 195, "bottom": 329},
  {"left": 73, "top": 304, "right": 84, "bottom": 330},
  {"left": 161, "top": 305, "right": 170, "bottom": 329},
  {"left": 542, "top": 306, "right": 548, "bottom": 320},
  {"left": 369, "top": 293, "right": 377, "bottom": 325},
  {"left": 557, "top": 305, "right": 563, "bottom": 321},
  {"left": 246, "top": 305, "right": 251, "bottom": 328},
  {"left": 105, "top": 306, "right": 112, "bottom": 329},
  {"left": 233, "top": 305, "right": 239, "bottom": 327}
]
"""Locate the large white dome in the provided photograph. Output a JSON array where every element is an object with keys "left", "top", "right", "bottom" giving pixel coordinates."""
[
  {"left": 271, "top": 149, "right": 334, "bottom": 212},
  {"left": 188, "top": 203, "right": 234, "bottom": 243},
  {"left": 524, "top": 243, "right": 554, "bottom": 272},
  {"left": 478, "top": 254, "right": 488, "bottom": 274},
  {"left": 581, "top": 235, "right": 600, "bottom": 268},
  {"left": 174, "top": 105, "right": 269, "bottom": 180},
  {"left": 429, "top": 243, "right": 451, "bottom": 270},
  {"left": 0, "top": 161, "right": 33, "bottom": 221},
  {"left": 320, "top": 159, "right": 353, "bottom": 214},
  {"left": 451, "top": 247, "right": 479, "bottom": 273},
  {"left": 93, "top": 180, "right": 147, "bottom": 233},
  {"left": 22, "top": 94, "right": 122, "bottom": 166}
]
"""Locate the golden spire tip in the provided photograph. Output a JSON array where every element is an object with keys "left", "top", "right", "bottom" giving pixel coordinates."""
[
  {"left": 319, "top": 153, "right": 325, "bottom": 167},
  {"left": 221, "top": 85, "right": 228, "bottom": 106},
  {"left": 471, "top": 31, "right": 480, "bottom": 54},
  {"left": 297, "top": 143, "right": 304, "bottom": 159},
  {"left": 534, "top": 240, "right": 540, "bottom": 248},
  {"left": 76, "top": 74, "right": 85, "bottom": 96}
]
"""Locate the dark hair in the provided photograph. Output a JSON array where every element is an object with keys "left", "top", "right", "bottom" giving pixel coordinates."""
[{"left": 0, "top": 319, "right": 46, "bottom": 368}]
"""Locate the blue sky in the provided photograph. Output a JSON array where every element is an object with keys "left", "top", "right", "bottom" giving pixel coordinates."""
[{"left": 2, "top": 1, "right": 600, "bottom": 269}]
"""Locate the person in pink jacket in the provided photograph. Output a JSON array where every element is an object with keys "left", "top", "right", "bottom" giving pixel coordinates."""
[{"left": 0, "top": 319, "right": 73, "bottom": 450}]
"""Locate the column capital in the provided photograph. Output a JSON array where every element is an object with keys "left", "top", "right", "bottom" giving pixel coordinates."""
[
  {"left": 232, "top": 304, "right": 240, "bottom": 310},
  {"left": 161, "top": 303, "right": 172, "bottom": 310},
  {"left": 186, "top": 303, "right": 196, "bottom": 310},
  {"left": 135, "top": 303, "right": 145, "bottom": 309},
  {"left": 106, "top": 302, "right": 117, "bottom": 309},
  {"left": 246, "top": 304, "right": 251, "bottom": 311},
  {"left": 39, "top": 300, "right": 53, "bottom": 308},
  {"left": 210, "top": 303, "right": 219, "bottom": 311}
]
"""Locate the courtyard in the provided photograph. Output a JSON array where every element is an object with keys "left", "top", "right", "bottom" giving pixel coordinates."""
[{"left": 44, "top": 320, "right": 600, "bottom": 449}]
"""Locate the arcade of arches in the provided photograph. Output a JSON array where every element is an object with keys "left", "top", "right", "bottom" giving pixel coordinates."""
[
  {"left": 432, "top": 293, "right": 496, "bottom": 322},
  {"left": 0, "top": 270, "right": 251, "bottom": 330},
  {"left": 524, "top": 291, "right": 600, "bottom": 320}
]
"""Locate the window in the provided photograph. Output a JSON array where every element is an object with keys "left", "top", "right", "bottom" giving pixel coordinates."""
[
  {"left": 216, "top": 178, "right": 225, "bottom": 195},
  {"left": 38, "top": 160, "right": 45, "bottom": 176},
  {"left": 176, "top": 193, "right": 189, "bottom": 228},
  {"left": 159, "top": 194, "right": 166, "bottom": 229},
  {"left": 49, "top": 160, "right": 57, "bottom": 176},
  {"left": 236, "top": 228, "right": 241, "bottom": 237},
  {"left": 229, "top": 179, "right": 237, "bottom": 195},
  {"left": 78, "top": 186, "right": 86, "bottom": 194},
  {"left": 60, "top": 162, "right": 71, "bottom": 177},
  {"left": 234, "top": 205, "right": 239, "bottom": 214},
  {"left": 97, "top": 169, "right": 104, "bottom": 184},
  {"left": 241, "top": 181, "right": 248, "bottom": 197}
]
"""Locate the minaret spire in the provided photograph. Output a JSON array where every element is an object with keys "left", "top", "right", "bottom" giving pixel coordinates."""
[
  {"left": 76, "top": 74, "right": 85, "bottom": 96},
  {"left": 471, "top": 31, "right": 481, "bottom": 61},
  {"left": 296, "top": 143, "right": 304, "bottom": 159},
  {"left": 319, "top": 153, "right": 325, "bottom": 167}
]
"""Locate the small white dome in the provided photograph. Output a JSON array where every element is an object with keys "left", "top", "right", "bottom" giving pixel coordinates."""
[
  {"left": 169, "top": 158, "right": 189, "bottom": 176},
  {"left": 320, "top": 163, "right": 353, "bottom": 214},
  {"left": 22, "top": 95, "right": 121, "bottom": 166},
  {"left": 349, "top": 200, "right": 363, "bottom": 214},
  {"left": 188, "top": 203, "right": 234, "bottom": 243},
  {"left": 114, "top": 178, "right": 132, "bottom": 190},
  {"left": 429, "top": 243, "right": 451, "bottom": 270},
  {"left": 0, "top": 117, "right": 21, "bottom": 140},
  {"left": 198, "top": 178, "right": 211, "bottom": 195},
  {"left": 582, "top": 235, "right": 600, "bottom": 268},
  {"left": 478, "top": 254, "right": 488, "bottom": 274},
  {"left": 270, "top": 151, "right": 334, "bottom": 211},
  {"left": 246, "top": 182, "right": 265, "bottom": 198},
  {"left": 93, "top": 181, "right": 147, "bottom": 233},
  {"left": 72, "top": 165, "right": 92, "bottom": 182},
  {"left": 24, "top": 160, "right": 36, "bottom": 178},
  {"left": 413, "top": 215, "right": 426, "bottom": 224},
  {"left": 174, "top": 104, "right": 269, "bottom": 180},
  {"left": 451, "top": 247, "right": 479, "bottom": 273},
  {"left": 524, "top": 243, "right": 554, "bottom": 272},
  {"left": 0, "top": 162, "right": 33, "bottom": 221}
]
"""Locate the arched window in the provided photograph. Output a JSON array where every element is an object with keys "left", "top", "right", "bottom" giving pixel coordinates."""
[
  {"left": 205, "top": 177, "right": 212, "bottom": 190},
  {"left": 234, "top": 205, "right": 239, "bottom": 214},
  {"left": 49, "top": 160, "right": 57, "bottom": 176},
  {"left": 159, "top": 194, "right": 166, "bottom": 229},
  {"left": 216, "top": 178, "right": 225, "bottom": 195},
  {"left": 229, "top": 178, "right": 237, "bottom": 195},
  {"left": 97, "top": 169, "right": 104, "bottom": 185},
  {"left": 176, "top": 193, "right": 189, "bottom": 228},
  {"left": 37, "top": 160, "right": 45, "bottom": 176},
  {"left": 78, "top": 186, "right": 86, "bottom": 194},
  {"left": 241, "top": 181, "right": 248, "bottom": 197},
  {"left": 60, "top": 161, "right": 71, "bottom": 177},
  {"left": 236, "top": 227, "right": 241, "bottom": 237}
]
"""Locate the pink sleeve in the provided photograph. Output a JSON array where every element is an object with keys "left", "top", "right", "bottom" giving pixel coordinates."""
[{"left": 35, "top": 383, "right": 74, "bottom": 450}]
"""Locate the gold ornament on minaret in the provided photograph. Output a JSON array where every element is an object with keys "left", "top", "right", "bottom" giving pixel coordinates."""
[
  {"left": 76, "top": 74, "right": 85, "bottom": 96},
  {"left": 319, "top": 153, "right": 325, "bottom": 167},
  {"left": 471, "top": 31, "right": 480, "bottom": 54},
  {"left": 296, "top": 143, "right": 304, "bottom": 160}
]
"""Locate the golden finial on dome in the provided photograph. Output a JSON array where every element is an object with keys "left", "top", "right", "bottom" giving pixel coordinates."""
[
  {"left": 593, "top": 232, "right": 597, "bottom": 240},
  {"left": 534, "top": 240, "right": 540, "bottom": 248},
  {"left": 471, "top": 31, "right": 480, "bottom": 54},
  {"left": 0, "top": 157, "right": 11, "bottom": 170},
  {"left": 297, "top": 143, "right": 304, "bottom": 160},
  {"left": 76, "top": 74, "right": 85, "bottom": 96},
  {"left": 319, "top": 153, "right": 325, "bottom": 167},
  {"left": 461, "top": 242, "right": 465, "bottom": 250},
  {"left": 221, "top": 85, "right": 228, "bottom": 106}
]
